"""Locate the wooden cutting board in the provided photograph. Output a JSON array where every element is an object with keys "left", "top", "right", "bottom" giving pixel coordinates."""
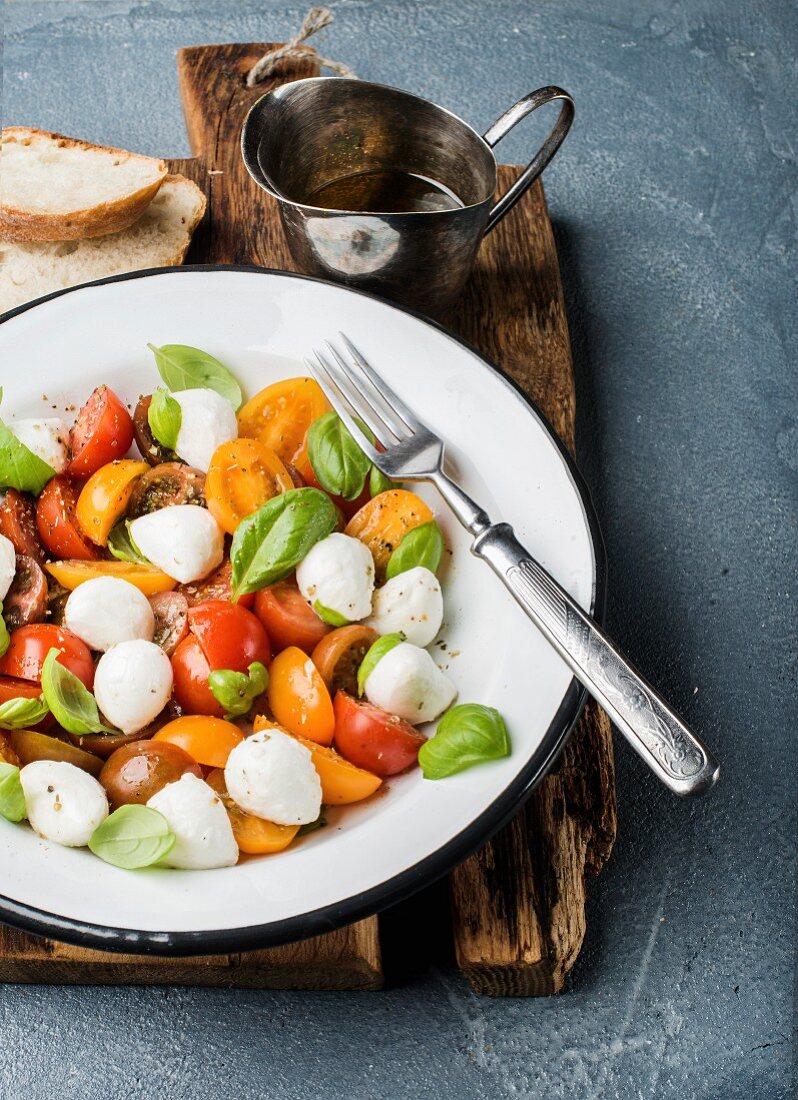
[{"left": 0, "top": 43, "right": 616, "bottom": 996}]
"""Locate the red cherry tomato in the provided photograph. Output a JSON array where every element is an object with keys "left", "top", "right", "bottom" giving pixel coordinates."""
[
  {"left": 171, "top": 634, "right": 219, "bottom": 717},
  {"left": 0, "top": 624, "right": 95, "bottom": 689},
  {"left": 68, "top": 386, "right": 134, "bottom": 479},
  {"left": 333, "top": 691, "right": 425, "bottom": 776},
  {"left": 0, "top": 490, "right": 45, "bottom": 563},
  {"left": 254, "top": 581, "right": 331, "bottom": 654},
  {"left": 36, "top": 476, "right": 101, "bottom": 561}
]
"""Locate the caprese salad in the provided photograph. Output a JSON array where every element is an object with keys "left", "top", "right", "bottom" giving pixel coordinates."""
[{"left": 0, "top": 344, "right": 510, "bottom": 871}]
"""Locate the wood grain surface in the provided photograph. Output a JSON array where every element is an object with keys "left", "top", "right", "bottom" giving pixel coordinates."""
[{"left": 0, "top": 43, "right": 614, "bottom": 994}]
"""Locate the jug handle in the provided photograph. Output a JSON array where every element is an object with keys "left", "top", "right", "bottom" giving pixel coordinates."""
[{"left": 482, "top": 87, "right": 574, "bottom": 233}]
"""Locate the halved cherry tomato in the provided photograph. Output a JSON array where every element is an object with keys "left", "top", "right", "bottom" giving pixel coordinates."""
[
  {"left": 149, "top": 591, "right": 189, "bottom": 656},
  {"left": 4, "top": 555, "right": 48, "bottom": 630},
  {"left": 333, "top": 690, "right": 425, "bottom": 776},
  {"left": 255, "top": 716, "right": 382, "bottom": 805},
  {"left": 176, "top": 558, "right": 254, "bottom": 608},
  {"left": 75, "top": 459, "right": 148, "bottom": 546},
  {"left": 254, "top": 581, "right": 331, "bottom": 653},
  {"left": 7, "top": 728, "right": 103, "bottom": 776},
  {"left": 0, "top": 674, "right": 53, "bottom": 730},
  {"left": 205, "top": 438, "right": 294, "bottom": 535},
  {"left": 293, "top": 440, "right": 371, "bottom": 520},
  {"left": 99, "top": 740, "right": 202, "bottom": 809},
  {"left": 68, "top": 385, "right": 134, "bottom": 479},
  {"left": 133, "top": 394, "right": 171, "bottom": 467},
  {"left": 153, "top": 715, "right": 243, "bottom": 768},
  {"left": 345, "top": 490, "right": 433, "bottom": 578},
  {"left": 205, "top": 767, "right": 300, "bottom": 854},
  {"left": 267, "top": 646, "right": 335, "bottom": 745},
  {"left": 0, "top": 624, "right": 94, "bottom": 689},
  {"left": 36, "top": 476, "right": 101, "bottom": 561},
  {"left": 45, "top": 559, "right": 176, "bottom": 595},
  {"left": 0, "top": 732, "right": 18, "bottom": 767},
  {"left": 171, "top": 601, "right": 270, "bottom": 717},
  {"left": 0, "top": 489, "right": 44, "bottom": 563},
  {"left": 127, "top": 462, "right": 206, "bottom": 517},
  {"left": 237, "top": 377, "right": 329, "bottom": 464},
  {"left": 311, "top": 625, "right": 378, "bottom": 696}
]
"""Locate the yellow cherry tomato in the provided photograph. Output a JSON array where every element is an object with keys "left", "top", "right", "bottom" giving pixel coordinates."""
[
  {"left": 205, "top": 768, "right": 301, "bottom": 854},
  {"left": 267, "top": 646, "right": 335, "bottom": 745},
  {"left": 153, "top": 716, "right": 243, "bottom": 768},
  {"left": 75, "top": 459, "right": 148, "bottom": 545},
  {"left": 237, "top": 377, "right": 329, "bottom": 464},
  {"left": 45, "top": 559, "right": 176, "bottom": 595},
  {"left": 205, "top": 438, "right": 294, "bottom": 535},
  {"left": 345, "top": 490, "right": 434, "bottom": 579}
]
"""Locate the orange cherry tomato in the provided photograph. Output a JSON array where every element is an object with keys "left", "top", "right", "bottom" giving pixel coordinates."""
[
  {"left": 205, "top": 768, "right": 301, "bottom": 854},
  {"left": 267, "top": 646, "right": 335, "bottom": 745},
  {"left": 0, "top": 623, "right": 95, "bottom": 689},
  {"left": 255, "top": 716, "right": 382, "bottom": 805},
  {"left": 205, "top": 438, "right": 294, "bottom": 535},
  {"left": 75, "top": 459, "right": 148, "bottom": 546},
  {"left": 45, "top": 559, "right": 176, "bottom": 595},
  {"left": 345, "top": 490, "right": 433, "bottom": 578},
  {"left": 311, "top": 624, "right": 378, "bottom": 696},
  {"left": 67, "top": 385, "right": 135, "bottom": 480},
  {"left": 254, "top": 581, "right": 331, "bottom": 653},
  {"left": 237, "top": 377, "right": 329, "bottom": 464},
  {"left": 36, "top": 475, "right": 101, "bottom": 561},
  {"left": 333, "top": 691, "right": 425, "bottom": 776},
  {"left": 153, "top": 715, "right": 243, "bottom": 768}
]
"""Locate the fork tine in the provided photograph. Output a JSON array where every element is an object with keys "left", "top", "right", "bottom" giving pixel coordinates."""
[
  {"left": 314, "top": 347, "right": 393, "bottom": 450},
  {"left": 304, "top": 354, "right": 380, "bottom": 464},
  {"left": 339, "top": 333, "right": 426, "bottom": 432},
  {"left": 326, "top": 341, "right": 410, "bottom": 442}
]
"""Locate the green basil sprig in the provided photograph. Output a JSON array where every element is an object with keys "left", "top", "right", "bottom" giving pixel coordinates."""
[
  {"left": 41, "top": 647, "right": 114, "bottom": 736},
  {"left": 369, "top": 465, "right": 396, "bottom": 498},
  {"left": 0, "top": 389, "right": 56, "bottom": 495},
  {"left": 0, "top": 762, "right": 26, "bottom": 822},
  {"left": 209, "top": 661, "right": 269, "bottom": 720},
  {"left": 88, "top": 804, "right": 175, "bottom": 869},
  {"left": 107, "top": 520, "right": 149, "bottom": 565},
  {"left": 148, "top": 343, "right": 243, "bottom": 410},
  {"left": 357, "top": 632, "right": 404, "bottom": 697},
  {"left": 419, "top": 703, "right": 511, "bottom": 780},
  {"left": 230, "top": 487, "right": 337, "bottom": 599},
  {"left": 0, "top": 604, "right": 9, "bottom": 659},
  {"left": 297, "top": 811, "right": 327, "bottom": 837},
  {"left": 386, "top": 520, "right": 444, "bottom": 580},
  {"left": 0, "top": 695, "right": 49, "bottom": 729},
  {"left": 147, "top": 388, "right": 182, "bottom": 450},
  {"left": 313, "top": 601, "right": 349, "bottom": 627},
  {"left": 307, "top": 411, "right": 371, "bottom": 501}
]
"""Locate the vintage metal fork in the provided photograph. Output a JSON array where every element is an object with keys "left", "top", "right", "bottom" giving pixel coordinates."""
[{"left": 307, "top": 336, "right": 720, "bottom": 797}]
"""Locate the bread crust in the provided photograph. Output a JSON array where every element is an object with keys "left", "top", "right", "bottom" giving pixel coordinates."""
[{"left": 0, "top": 127, "right": 168, "bottom": 242}]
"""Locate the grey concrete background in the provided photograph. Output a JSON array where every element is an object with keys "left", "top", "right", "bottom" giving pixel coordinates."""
[{"left": 1, "top": 1, "right": 795, "bottom": 1097}]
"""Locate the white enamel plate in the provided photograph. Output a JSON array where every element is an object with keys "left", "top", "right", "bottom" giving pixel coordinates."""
[{"left": 0, "top": 268, "right": 603, "bottom": 953}]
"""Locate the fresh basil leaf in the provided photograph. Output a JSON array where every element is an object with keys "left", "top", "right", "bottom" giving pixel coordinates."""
[
  {"left": 230, "top": 487, "right": 337, "bottom": 599},
  {"left": 307, "top": 411, "right": 371, "bottom": 501},
  {"left": 209, "top": 661, "right": 269, "bottom": 719},
  {"left": 0, "top": 604, "right": 9, "bottom": 658},
  {"left": 0, "top": 762, "right": 26, "bottom": 823},
  {"left": 0, "top": 695, "right": 49, "bottom": 729},
  {"left": 0, "top": 390, "right": 56, "bottom": 495},
  {"left": 419, "top": 703, "right": 511, "bottom": 780},
  {"left": 107, "top": 520, "right": 150, "bottom": 565},
  {"left": 357, "top": 632, "right": 404, "bottom": 697},
  {"left": 41, "top": 647, "right": 114, "bottom": 736},
  {"left": 88, "top": 804, "right": 175, "bottom": 869},
  {"left": 369, "top": 464, "right": 396, "bottom": 497},
  {"left": 313, "top": 600, "right": 349, "bottom": 627},
  {"left": 147, "top": 388, "right": 182, "bottom": 451},
  {"left": 386, "top": 520, "right": 445, "bottom": 580},
  {"left": 297, "top": 811, "right": 327, "bottom": 837},
  {"left": 147, "top": 343, "right": 243, "bottom": 410}
]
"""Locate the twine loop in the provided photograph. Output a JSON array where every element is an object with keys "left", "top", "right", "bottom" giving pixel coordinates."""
[{"left": 246, "top": 7, "right": 356, "bottom": 87}]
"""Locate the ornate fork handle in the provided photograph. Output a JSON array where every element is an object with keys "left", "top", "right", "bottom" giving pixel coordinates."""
[{"left": 472, "top": 523, "right": 719, "bottom": 796}]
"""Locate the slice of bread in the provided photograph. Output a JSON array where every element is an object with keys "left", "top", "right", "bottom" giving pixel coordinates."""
[
  {"left": 0, "top": 175, "right": 206, "bottom": 316},
  {"left": 0, "top": 127, "right": 168, "bottom": 242}
]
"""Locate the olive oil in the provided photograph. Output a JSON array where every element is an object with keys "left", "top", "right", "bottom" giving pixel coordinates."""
[{"left": 305, "top": 169, "right": 464, "bottom": 213}]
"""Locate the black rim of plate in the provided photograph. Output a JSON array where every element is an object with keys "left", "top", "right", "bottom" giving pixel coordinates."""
[{"left": 0, "top": 265, "right": 608, "bottom": 956}]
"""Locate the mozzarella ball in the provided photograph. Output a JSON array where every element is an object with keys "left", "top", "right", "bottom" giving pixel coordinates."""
[
  {"left": 225, "top": 728, "right": 322, "bottom": 826},
  {"left": 296, "top": 532, "right": 374, "bottom": 623},
  {"left": 20, "top": 760, "right": 108, "bottom": 847},
  {"left": 171, "top": 389, "right": 238, "bottom": 472},
  {"left": 64, "top": 576, "right": 155, "bottom": 652},
  {"left": 0, "top": 534, "right": 16, "bottom": 602},
  {"left": 94, "top": 639, "right": 173, "bottom": 734},
  {"left": 129, "top": 505, "right": 224, "bottom": 584},
  {"left": 9, "top": 417, "right": 70, "bottom": 473},
  {"left": 147, "top": 772, "right": 238, "bottom": 869},
  {"left": 364, "top": 641, "right": 456, "bottom": 725},
  {"left": 366, "top": 566, "right": 443, "bottom": 647}
]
